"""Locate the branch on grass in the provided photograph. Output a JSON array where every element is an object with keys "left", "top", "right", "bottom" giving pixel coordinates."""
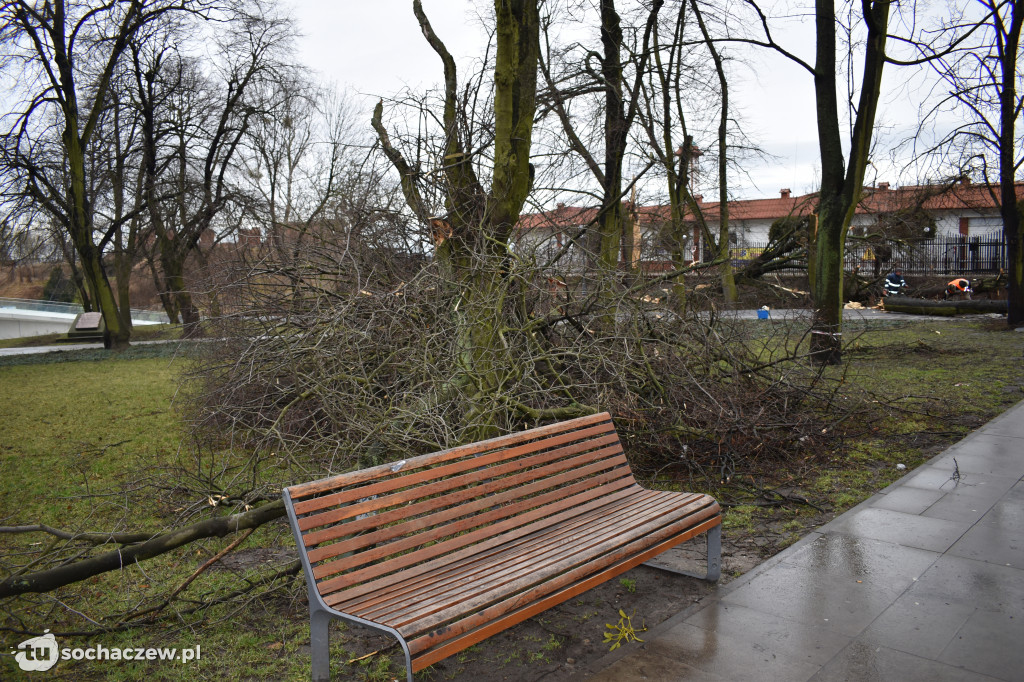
[
  {"left": 1, "top": 559, "right": 303, "bottom": 638},
  {"left": 0, "top": 501, "right": 285, "bottom": 598},
  {"left": 725, "top": 480, "right": 825, "bottom": 512},
  {"left": 0, "top": 525, "right": 158, "bottom": 546},
  {"left": 125, "top": 528, "right": 255, "bottom": 622}
]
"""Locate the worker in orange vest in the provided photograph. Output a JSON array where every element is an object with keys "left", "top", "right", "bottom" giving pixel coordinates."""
[{"left": 944, "top": 278, "right": 972, "bottom": 300}]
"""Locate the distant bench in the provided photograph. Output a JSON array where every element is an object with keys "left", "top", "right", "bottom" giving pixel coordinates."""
[{"left": 283, "top": 412, "right": 722, "bottom": 681}]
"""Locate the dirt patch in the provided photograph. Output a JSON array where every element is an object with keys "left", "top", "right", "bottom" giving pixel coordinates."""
[{"left": 205, "top": 547, "right": 295, "bottom": 573}]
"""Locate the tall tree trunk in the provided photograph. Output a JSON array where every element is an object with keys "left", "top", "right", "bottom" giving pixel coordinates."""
[
  {"left": 1000, "top": 0, "right": 1023, "bottom": 325},
  {"left": 66, "top": 136, "right": 129, "bottom": 349},
  {"left": 809, "top": 0, "right": 889, "bottom": 364},
  {"left": 690, "top": 0, "right": 737, "bottom": 304},
  {"left": 161, "top": 249, "right": 201, "bottom": 332},
  {"left": 598, "top": 0, "right": 626, "bottom": 278},
  {"left": 51, "top": 2, "right": 132, "bottom": 349},
  {"left": 668, "top": 138, "right": 695, "bottom": 309},
  {"left": 645, "top": 6, "right": 689, "bottom": 311},
  {"left": 375, "top": 0, "right": 540, "bottom": 442}
]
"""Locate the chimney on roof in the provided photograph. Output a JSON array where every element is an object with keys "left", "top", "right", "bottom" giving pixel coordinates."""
[
  {"left": 878, "top": 182, "right": 889, "bottom": 191},
  {"left": 694, "top": 194, "right": 703, "bottom": 203},
  {"left": 780, "top": 188, "right": 791, "bottom": 199},
  {"left": 960, "top": 176, "right": 971, "bottom": 185},
  {"left": 556, "top": 202, "right": 565, "bottom": 211}
]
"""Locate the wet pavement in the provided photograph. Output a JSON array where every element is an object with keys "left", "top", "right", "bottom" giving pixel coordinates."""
[{"left": 581, "top": 400, "right": 1024, "bottom": 681}]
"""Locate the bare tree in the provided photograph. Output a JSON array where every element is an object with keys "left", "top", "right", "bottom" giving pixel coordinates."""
[
  {"left": 915, "top": 0, "right": 1023, "bottom": 324},
  {"left": 631, "top": 0, "right": 750, "bottom": 308},
  {"left": 537, "top": 0, "right": 665, "bottom": 320},
  {"left": 132, "top": 6, "right": 295, "bottom": 332},
  {"left": 0, "top": 0, "right": 218, "bottom": 348},
  {"left": 689, "top": 0, "right": 738, "bottom": 303},
  {"left": 371, "top": 0, "right": 542, "bottom": 440},
  {"left": 733, "top": 0, "right": 987, "bottom": 362}
]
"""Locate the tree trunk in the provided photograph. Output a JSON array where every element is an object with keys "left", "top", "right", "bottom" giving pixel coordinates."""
[
  {"left": 809, "top": 198, "right": 847, "bottom": 364},
  {"left": 376, "top": 0, "right": 540, "bottom": 443},
  {"left": 690, "top": 0, "right": 737, "bottom": 304},
  {"left": 78, "top": 246, "right": 129, "bottom": 349},
  {"left": 54, "top": 4, "right": 131, "bottom": 349},
  {"left": 668, "top": 137, "right": 696, "bottom": 310},
  {"left": 1009, "top": 201, "right": 1023, "bottom": 325},
  {"left": 0, "top": 501, "right": 285, "bottom": 598},
  {"left": 161, "top": 249, "right": 201, "bottom": 335},
  {"left": 809, "top": 0, "right": 889, "bottom": 364},
  {"left": 113, "top": 229, "right": 134, "bottom": 337},
  {"left": 999, "top": 0, "right": 1023, "bottom": 325}
]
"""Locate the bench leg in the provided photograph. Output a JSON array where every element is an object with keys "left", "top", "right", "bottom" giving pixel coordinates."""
[
  {"left": 644, "top": 524, "right": 721, "bottom": 582},
  {"left": 705, "top": 524, "right": 721, "bottom": 581},
  {"left": 310, "top": 606, "right": 331, "bottom": 682},
  {"left": 308, "top": 602, "right": 415, "bottom": 682}
]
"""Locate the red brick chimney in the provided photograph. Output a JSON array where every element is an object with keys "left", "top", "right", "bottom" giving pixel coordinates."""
[
  {"left": 780, "top": 188, "right": 791, "bottom": 199},
  {"left": 878, "top": 182, "right": 890, "bottom": 190}
]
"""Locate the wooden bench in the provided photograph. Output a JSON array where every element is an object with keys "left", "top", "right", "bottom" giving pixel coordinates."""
[{"left": 282, "top": 412, "right": 721, "bottom": 681}]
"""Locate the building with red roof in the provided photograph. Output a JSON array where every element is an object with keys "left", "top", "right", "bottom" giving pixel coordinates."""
[{"left": 516, "top": 179, "right": 1023, "bottom": 271}]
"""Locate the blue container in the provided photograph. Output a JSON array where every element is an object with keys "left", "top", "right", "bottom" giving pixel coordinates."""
[{"left": 757, "top": 309, "right": 770, "bottom": 320}]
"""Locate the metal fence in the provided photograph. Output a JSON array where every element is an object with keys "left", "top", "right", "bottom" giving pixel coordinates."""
[{"left": 734, "top": 231, "right": 1006, "bottom": 276}]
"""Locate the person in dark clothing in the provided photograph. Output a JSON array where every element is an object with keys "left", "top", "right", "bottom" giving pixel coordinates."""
[{"left": 883, "top": 269, "right": 907, "bottom": 296}]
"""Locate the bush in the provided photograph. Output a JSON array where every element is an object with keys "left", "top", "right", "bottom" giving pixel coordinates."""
[
  {"left": 41, "top": 266, "right": 77, "bottom": 302},
  {"left": 182, "top": 227, "right": 845, "bottom": 491}
]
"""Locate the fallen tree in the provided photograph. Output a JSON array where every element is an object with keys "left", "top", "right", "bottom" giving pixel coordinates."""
[{"left": 882, "top": 296, "right": 1008, "bottom": 316}]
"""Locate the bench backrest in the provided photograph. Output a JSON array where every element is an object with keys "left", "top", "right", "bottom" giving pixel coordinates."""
[{"left": 283, "top": 412, "right": 636, "bottom": 609}]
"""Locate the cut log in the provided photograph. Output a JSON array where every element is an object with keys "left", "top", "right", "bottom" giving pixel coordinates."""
[{"left": 882, "top": 296, "right": 1008, "bottom": 316}]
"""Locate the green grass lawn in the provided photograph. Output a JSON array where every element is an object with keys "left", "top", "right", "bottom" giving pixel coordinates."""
[
  {"left": 0, "top": 348, "right": 320, "bottom": 680},
  {"left": 0, "top": 318, "right": 1021, "bottom": 681},
  {"left": 0, "top": 358, "right": 182, "bottom": 521}
]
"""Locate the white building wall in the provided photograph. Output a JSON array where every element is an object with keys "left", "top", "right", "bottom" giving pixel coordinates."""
[
  {"left": 0, "top": 308, "right": 76, "bottom": 339},
  {"left": 931, "top": 210, "right": 1002, "bottom": 237}
]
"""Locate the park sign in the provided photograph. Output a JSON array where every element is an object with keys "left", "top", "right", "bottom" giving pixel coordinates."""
[{"left": 65, "top": 311, "right": 105, "bottom": 342}]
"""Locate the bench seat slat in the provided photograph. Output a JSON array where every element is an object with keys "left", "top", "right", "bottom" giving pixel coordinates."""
[
  {"left": 340, "top": 488, "right": 695, "bottom": 613},
  {"left": 403, "top": 497, "right": 719, "bottom": 648},
  {"left": 353, "top": 492, "right": 705, "bottom": 626},
  {"left": 288, "top": 414, "right": 614, "bottom": 502},
  {"left": 319, "top": 478, "right": 639, "bottom": 605},
  {"left": 336, "top": 488, "right": 677, "bottom": 618},
  {"left": 408, "top": 514, "right": 721, "bottom": 672},
  {"left": 345, "top": 491, "right": 711, "bottom": 627}
]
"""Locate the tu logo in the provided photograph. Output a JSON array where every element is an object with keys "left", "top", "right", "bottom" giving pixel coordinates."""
[{"left": 12, "top": 630, "right": 58, "bottom": 672}]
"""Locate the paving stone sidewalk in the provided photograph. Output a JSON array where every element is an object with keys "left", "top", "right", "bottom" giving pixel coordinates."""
[{"left": 579, "top": 400, "right": 1024, "bottom": 682}]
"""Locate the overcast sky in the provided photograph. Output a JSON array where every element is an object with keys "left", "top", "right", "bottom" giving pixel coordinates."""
[{"left": 286, "top": 1, "right": 930, "bottom": 202}]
